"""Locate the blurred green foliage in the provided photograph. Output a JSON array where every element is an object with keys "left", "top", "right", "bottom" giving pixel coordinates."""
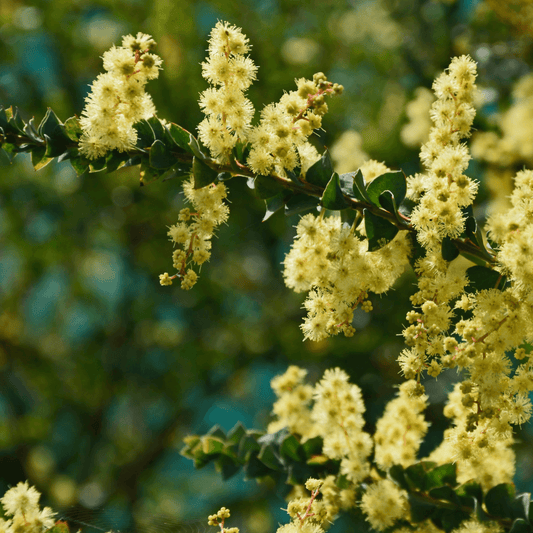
[{"left": 1, "top": 1, "right": 533, "bottom": 532}]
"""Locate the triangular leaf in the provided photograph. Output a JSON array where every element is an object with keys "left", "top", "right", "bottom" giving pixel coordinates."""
[
  {"left": 150, "top": 139, "right": 175, "bottom": 169},
  {"left": 168, "top": 123, "right": 193, "bottom": 152},
  {"left": 465, "top": 265, "right": 508, "bottom": 294},
  {"left": 192, "top": 156, "right": 218, "bottom": 189},
  {"left": 425, "top": 463, "right": 457, "bottom": 489},
  {"left": 134, "top": 120, "right": 155, "bottom": 148},
  {"left": 64, "top": 117, "right": 83, "bottom": 142},
  {"left": 352, "top": 169, "right": 371, "bottom": 202},
  {"left": 321, "top": 172, "right": 349, "bottom": 210},
  {"left": 263, "top": 193, "right": 285, "bottom": 221},
  {"left": 442, "top": 236, "right": 460, "bottom": 261},
  {"left": 305, "top": 149, "right": 333, "bottom": 187}
]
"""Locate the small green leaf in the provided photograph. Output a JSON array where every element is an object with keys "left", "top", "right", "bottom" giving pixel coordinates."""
[
  {"left": 429, "top": 486, "right": 460, "bottom": 505},
  {"left": 257, "top": 444, "right": 283, "bottom": 471},
  {"left": 168, "top": 123, "right": 193, "bottom": 152},
  {"left": 147, "top": 116, "right": 168, "bottom": 142},
  {"left": 202, "top": 436, "right": 225, "bottom": 455},
  {"left": 217, "top": 172, "right": 233, "bottom": 181},
  {"left": 433, "top": 507, "right": 472, "bottom": 533},
  {"left": 425, "top": 463, "right": 457, "bottom": 489},
  {"left": 389, "top": 464, "right": 410, "bottom": 492},
  {"left": 150, "top": 139, "right": 175, "bottom": 169},
  {"left": 509, "top": 519, "right": 532, "bottom": 533},
  {"left": 322, "top": 173, "right": 349, "bottom": 210},
  {"left": 442, "top": 236, "right": 460, "bottom": 261},
  {"left": 364, "top": 209, "right": 399, "bottom": 252},
  {"left": 134, "top": 120, "right": 155, "bottom": 148},
  {"left": 70, "top": 156, "right": 90, "bottom": 176},
  {"left": 263, "top": 193, "right": 285, "bottom": 221},
  {"left": 366, "top": 170, "right": 406, "bottom": 208},
  {"left": 254, "top": 175, "right": 284, "bottom": 199},
  {"left": 408, "top": 493, "right": 437, "bottom": 523},
  {"left": 237, "top": 432, "right": 261, "bottom": 462},
  {"left": 513, "top": 493, "right": 532, "bottom": 522},
  {"left": 456, "top": 481, "right": 483, "bottom": 502},
  {"left": 404, "top": 462, "right": 434, "bottom": 491},
  {"left": 24, "top": 117, "right": 43, "bottom": 143},
  {"left": 301, "top": 436, "right": 323, "bottom": 458},
  {"left": 244, "top": 454, "right": 270, "bottom": 479},
  {"left": 39, "top": 108, "right": 62, "bottom": 139},
  {"left": 46, "top": 521, "right": 71, "bottom": 533},
  {"left": 305, "top": 149, "right": 333, "bottom": 187},
  {"left": 226, "top": 422, "right": 247, "bottom": 447},
  {"left": 485, "top": 483, "right": 515, "bottom": 519},
  {"left": 192, "top": 156, "right": 218, "bottom": 189},
  {"left": 353, "top": 169, "right": 371, "bottom": 202},
  {"left": 64, "top": 117, "right": 82, "bottom": 142},
  {"left": 106, "top": 151, "right": 130, "bottom": 173},
  {"left": 31, "top": 146, "right": 53, "bottom": 170},
  {"left": 280, "top": 434, "right": 303, "bottom": 462},
  {"left": 285, "top": 194, "right": 320, "bottom": 216},
  {"left": 215, "top": 454, "right": 241, "bottom": 480},
  {"left": 9, "top": 106, "right": 26, "bottom": 134},
  {"left": 188, "top": 134, "right": 206, "bottom": 159}
]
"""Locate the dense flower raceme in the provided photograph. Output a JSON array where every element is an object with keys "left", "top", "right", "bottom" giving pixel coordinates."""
[
  {"left": 78, "top": 32, "right": 162, "bottom": 159},
  {"left": 264, "top": 366, "right": 510, "bottom": 532}
]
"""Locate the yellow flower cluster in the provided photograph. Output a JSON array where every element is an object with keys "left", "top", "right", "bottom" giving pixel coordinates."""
[
  {"left": 198, "top": 22, "right": 257, "bottom": 162},
  {"left": 410, "top": 55, "right": 478, "bottom": 250},
  {"left": 283, "top": 211, "right": 411, "bottom": 341},
  {"left": 159, "top": 178, "right": 229, "bottom": 289},
  {"left": 247, "top": 73, "right": 343, "bottom": 177},
  {"left": 0, "top": 481, "right": 56, "bottom": 533},
  {"left": 79, "top": 32, "right": 162, "bottom": 159},
  {"left": 373, "top": 380, "right": 429, "bottom": 469},
  {"left": 359, "top": 479, "right": 408, "bottom": 531}
]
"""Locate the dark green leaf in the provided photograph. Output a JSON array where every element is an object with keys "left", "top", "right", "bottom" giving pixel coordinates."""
[
  {"left": 442, "top": 236, "right": 460, "bottom": 261},
  {"left": 305, "top": 150, "right": 333, "bottom": 187},
  {"left": 322, "top": 172, "right": 349, "bottom": 210},
  {"left": 285, "top": 194, "right": 319, "bottom": 216},
  {"left": 64, "top": 117, "right": 82, "bottom": 142},
  {"left": 263, "top": 193, "right": 285, "bottom": 221},
  {"left": 215, "top": 454, "right": 241, "bottom": 480},
  {"left": 513, "top": 493, "right": 532, "bottom": 522},
  {"left": 202, "top": 436, "right": 225, "bottom": 455},
  {"left": 426, "top": 463, "right": 457, "bottom": 489},
  {"left": 389, "top": 465, "right": 410, "bottom": 492},
  {"left": 279, "top": 434, "right": 303, "bottom": 462},
  {"left": 9, "top": 106, "right": 26, "bottom": 134},
  {"left": 433, "top": 508, "right": 472, "bottom": 533},
  {"left": 168, "top": 123, "right": 193, "bottom": 152},
  {"left": 456, "top": 481, "right": 483, "bottom": 502},
  {"left": 147, "top": 116, "right": 168, "bottom": 142},
  {"left": 89, "top": 156, "right": 108, "bottom": 173},
  {"left": 405, "top": 462, "right": 434, "bottom": 491},
  {"left": 285, "top": 163, "right": 302, "bottom": 183},
  {"left": 408, "top": 493, "right": 437, "bottom": 523},
  {"left": 106, "top": 151, "right": 130, "bottom": 173},
  {"left": 466, "top": 265, "right": 507, "bottom": 294},
  {"left": 134, "top": 120, "right": 155, "bottom": 148},
  {"left": 57, "top": 148, "right": 77, "bottom": 163},
  {"left": 192, "top": 156, "right": 218, "bottom": 189},
  {"left": 150, "top": 139, "right": 175, "bottom": 169},
  {"left": 24, "top": 117, "right": 43, "bottom": 143},
  {"left": 188, "top": 134, "right": 206, "bottom": 159},
  {"left": 31, "top": 146, "right": 52, "bottom": 170},
  {"left": 238, "top": 433, "right": 261, "bottom": 462},
  {"left": 429, "top": 486, "right": 460, "bottom": 505},
  {"left": 39, "top": 108, "right": 62, "bottom": 139},
  {"left": 510, "top": 519, "right": 533, "bottom": 533},
  {"left": 207, "top": 425, "right": 226, "bottom": 439},
  {"left": 254, "top": 175, "right": 284, "bottom": 199},
  {"left": 485, "top": 483, "right": 515, "bottom": 519},
  {"left": 226, "top": 422, "right": 247, "bottom": 447},
  {"left": 257, "top": 444, "right": 283, "bottom": 471},
  {"left": 364, "top": 209, "right": 399, "bottom": 252},
  {"left": 70, "top": 156, "right": 90, "bottom": 176},
  {"left": 244, "top": 454, "right": 270, "bottom": 479},
  {"left": 352, "top": 169, "right": 371, "bottom": 202},
  {"left": 287, "top": 462, "right": 314, "bottom": 485},
  {"left": 302, "top": 436, "right": 323, "bottom": 458},
  {"left": 366, "top": 170, "right": 406, "bottom": 208}
]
